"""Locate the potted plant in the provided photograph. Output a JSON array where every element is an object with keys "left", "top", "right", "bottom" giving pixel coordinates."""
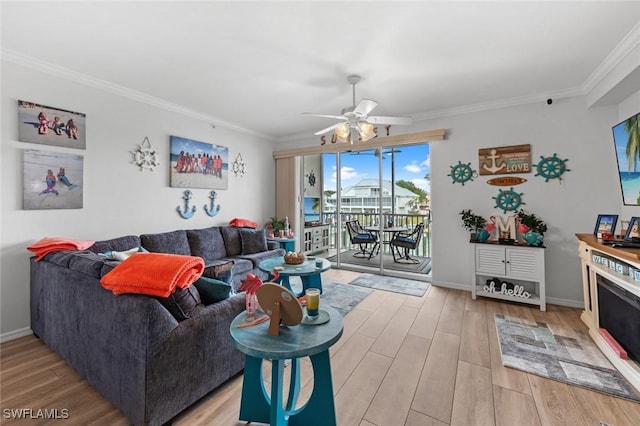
[
  {"left": 267, "top": 217, "right": 286, "bottom": 237},
  {"left": 515, "top": 209, "right": 547, "bottom": 246},
  {"left": 459, "top": 209, "right": 488, "bottom": 242}
]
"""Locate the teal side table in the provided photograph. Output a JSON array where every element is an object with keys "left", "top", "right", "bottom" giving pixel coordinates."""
[
  {"left": 258, "top": 256, "right": 330, "bottom": 296},
  {"left": 267, "top": 237, "right": 297, "bottom": 252},
  {"left": 230, "top": 305, "right": 343, "bottom": 426}
]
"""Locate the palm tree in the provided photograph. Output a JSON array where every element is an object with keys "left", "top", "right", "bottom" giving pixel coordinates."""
[{"left": 624, "top": 114, "right": 640, "bottom": 171}]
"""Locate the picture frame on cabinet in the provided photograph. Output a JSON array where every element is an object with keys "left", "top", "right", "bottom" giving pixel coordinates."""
[
  {"left": 593, "top": 214, "right": 618, "bottom": 238},
  {"left": 623, "top": 216, "right": 640, "bottom": 240}
]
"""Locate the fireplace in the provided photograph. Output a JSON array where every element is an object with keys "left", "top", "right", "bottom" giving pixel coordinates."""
[{"left": 597, "top": 274, "right": 640, "bottom": 364}]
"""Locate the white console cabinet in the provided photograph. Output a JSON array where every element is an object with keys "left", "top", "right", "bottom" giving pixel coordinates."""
[
  {"left": 303, "top": 224, "right": 330, "bottom": 254},
  {"left": 471, "top": 243, "right": 546, "bottom": 310}
]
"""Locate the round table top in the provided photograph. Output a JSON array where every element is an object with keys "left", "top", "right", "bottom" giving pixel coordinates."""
[
  {"left": 258, "top": 256, "right": 331, "bottom": 276},
  {"left": 230, "top": 304, "right": 343, "bottom": 359},
  {"left": 364, "top": 226, "right": 406, "bottom": 233}
]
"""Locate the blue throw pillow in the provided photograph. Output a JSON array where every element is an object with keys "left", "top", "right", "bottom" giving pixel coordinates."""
[{"left": 194, "top": 276, "right": 232, "bottom": 305}]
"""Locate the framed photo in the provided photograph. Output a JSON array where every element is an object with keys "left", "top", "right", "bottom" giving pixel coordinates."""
[
  {"left": 18, "top": 100, "right": 86, "bottom": 149},
  {"left": 624, "top": 216, "right": 640, "bottom": 240},
  {"left": 23, "top": 150, "right": 83, "bottom": 210},
  {"left": 170, "top": 136, "right": 228, "bottom": 189},
  {"left": 593, "top": 214, "right": 618, "bottom": 237}
]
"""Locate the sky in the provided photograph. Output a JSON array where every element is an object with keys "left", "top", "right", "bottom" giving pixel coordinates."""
[{"left": 322, "top": 144, "right": 430, "bottom": 193}]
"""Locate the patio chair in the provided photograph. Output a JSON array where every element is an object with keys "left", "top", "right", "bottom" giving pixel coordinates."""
[
  {"left": 346, "top": 220, "right": 379, "bottom": 260},
  {"left": 390, "top": 223, "right": 424, "bottom": 263}
]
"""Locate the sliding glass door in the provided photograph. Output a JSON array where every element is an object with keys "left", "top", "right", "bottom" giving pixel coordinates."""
[{"left": 302, "top": 143, "right": 431, "bottom": 280}]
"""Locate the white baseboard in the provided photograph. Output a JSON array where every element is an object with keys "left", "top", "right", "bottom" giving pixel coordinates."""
[
  {"left": 0, "top": 327, "right": 32, "bottom": 343},
  {"left": 431, "top": 282, "right": 584, "bottom": 309},
  {"left": 431, "top": 281, "right": 470, "bottom": 291}
]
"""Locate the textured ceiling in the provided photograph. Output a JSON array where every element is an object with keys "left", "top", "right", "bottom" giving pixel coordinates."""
[{"left": 2, "top": 1, "right": 640, "bottom": 141}]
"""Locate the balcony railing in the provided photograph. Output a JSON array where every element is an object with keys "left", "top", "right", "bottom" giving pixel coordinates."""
[{"left": 316, "top": 210, "right": 432, "bottom": 258}]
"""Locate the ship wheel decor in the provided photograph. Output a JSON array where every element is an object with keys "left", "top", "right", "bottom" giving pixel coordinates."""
[
  {"left": 131, "top": 137, "right": 159, "bottom": 171},
  {"left": 448, "top": 161, "right": 477, "bottom": 185},
  {"left": 232, "top": 153, "right": 246, "bottom": 178},
  {"left": 493, "top": 187, "right": 525, "bottom": 213},
  {"left": 535, "top": 153, "right": 570, "bottom": 182}
]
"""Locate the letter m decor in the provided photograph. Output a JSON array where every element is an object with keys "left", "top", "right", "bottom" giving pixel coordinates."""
[{"left": 479, "top": 144, "right": 531, "bottom": 176}]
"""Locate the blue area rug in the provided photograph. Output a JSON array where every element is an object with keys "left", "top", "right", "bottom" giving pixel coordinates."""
[
  {"left": 348, "top": 273, "right": 430, "bottom": 297},
  {"left": 285, "top": 279, "right": 372, "bottom": 317},
  {"left": 495, "top": 314, "right": 640, "bottom": 402}
]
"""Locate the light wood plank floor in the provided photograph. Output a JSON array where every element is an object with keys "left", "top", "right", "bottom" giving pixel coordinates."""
[{"left": 2, "top": 269, "right": 640, "bottom": 425}]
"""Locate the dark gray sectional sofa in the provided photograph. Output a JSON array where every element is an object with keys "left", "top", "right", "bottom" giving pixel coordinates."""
[{"left": 29, "top": 226, "right": 284, "bottom": 425}]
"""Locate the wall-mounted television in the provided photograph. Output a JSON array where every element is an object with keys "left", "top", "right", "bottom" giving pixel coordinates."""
[{"left": 612, "top": 112, "right": 640, "bottom": 205}]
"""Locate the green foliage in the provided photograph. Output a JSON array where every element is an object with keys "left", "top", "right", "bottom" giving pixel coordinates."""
[
  {"left": 396, "top": 179, "right": 429, "bottom": 199},
  {"left": 459, "top": 209, "right": 487, "bottom": 231},
  {"left": 268, "top": 217, "right": 285, "bottom": 231},
  {"left": 515, "top": 209, "right": 548, "bottom": 235}
]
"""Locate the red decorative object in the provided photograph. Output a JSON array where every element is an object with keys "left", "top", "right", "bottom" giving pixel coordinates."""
[{"left": 599, "top": 328, "right": 628, "bottom": 359}]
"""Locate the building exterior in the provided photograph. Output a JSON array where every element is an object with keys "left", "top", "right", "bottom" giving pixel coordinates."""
[{"left": 327, "top": 179, "right": 420, "bottom": 214}]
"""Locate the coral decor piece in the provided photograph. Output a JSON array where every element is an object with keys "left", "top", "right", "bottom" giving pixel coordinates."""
[{"left": 239, "top": 271, "right": 281, "bottom": 321}]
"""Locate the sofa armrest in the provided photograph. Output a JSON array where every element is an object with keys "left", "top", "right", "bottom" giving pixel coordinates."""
[
  {"left": 30, "top": 258, "right": 179, "bottom": 426},
  {"left": 267, "top": 240, "right": 279, "bottom": 250}
]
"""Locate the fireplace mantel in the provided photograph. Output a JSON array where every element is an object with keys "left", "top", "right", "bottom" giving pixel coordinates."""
[{"left": 576, "top": 234, "right": 640, "bottom": 392}]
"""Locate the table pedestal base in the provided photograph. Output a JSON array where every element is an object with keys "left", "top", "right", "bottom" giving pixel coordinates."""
[
  {"left": 239, "top": 351, "right": 336, "bottom": 426},
  {"left": 274, "top": 274, "right": 323, "bottom": 297}
]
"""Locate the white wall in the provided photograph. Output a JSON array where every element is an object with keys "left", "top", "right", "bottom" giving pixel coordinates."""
[
  {"left": 1, "top": 61, "right": 277, "bottom": 338},
  {"left": 429, "top": 97, "right": 630, "bottom": 305},
  {"left": 279, "top": 96, "right": 638, "bottom": 307}
]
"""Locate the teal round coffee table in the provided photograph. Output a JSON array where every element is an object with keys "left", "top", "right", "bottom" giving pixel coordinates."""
[
  {"left": 230, "top": 305, "right": 343, "bottom": 426},
  {"left": 259, "top": 256, "right": 330, "bottom": 297}
]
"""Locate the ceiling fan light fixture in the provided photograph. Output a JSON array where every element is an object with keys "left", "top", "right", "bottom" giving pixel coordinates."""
[
  {"left": 358, "top": 122, "right": 376, "bottom": 141},
  {"left": 335, "top": 123, "right": 351, "bottom": 143}
]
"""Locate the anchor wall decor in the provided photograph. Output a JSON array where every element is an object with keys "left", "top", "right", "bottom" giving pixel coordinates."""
[
  {"left": 177, "top": 190, "right": 196, "bottom": 219},
  {"left": 204, "top": 190, "right": 221, "bottom": 217},
  {"left": 479, "top": 144, "right": 531, "bottom": 176}
]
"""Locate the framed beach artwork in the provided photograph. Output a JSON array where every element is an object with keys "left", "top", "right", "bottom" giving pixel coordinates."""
[
  {"left": 593, "top": 214, "right": 618, "bottom": 237},
  {"left": 170, "top": 136, "right": 228, "bottom": 189},
  {"left": 23, "top": 150, "right": 84, "bottom": 210},
  {"left": 18, "top": 100, "right": 86, "bottom": 149},
  {"left": 612, "top": 112, "right": 640, "bottom": 205},
  {"left": 624, "top": 217, "right": 640, "bottom": 240}
]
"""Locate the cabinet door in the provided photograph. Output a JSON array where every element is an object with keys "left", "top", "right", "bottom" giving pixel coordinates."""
[
  {"left": 475, "top": 245, "right": 506, "bottom": 275},
  {"left": 506, "top": 248, "right": 540, "bottom": 281}
]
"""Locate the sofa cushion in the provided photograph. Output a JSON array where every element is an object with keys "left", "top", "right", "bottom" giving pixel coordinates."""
[
  {"left": 193, "top": 276, "right": 232, "bottom": 304},
  {"left": 187, "top": 227, "right": 227, "bottom": 261},
  {"left": 237, "top": 248, "right": 285, "bottom": 268},
  {"left": 223, "top": 257, "right": 252, "bottom": 276},
  {"left": 240, "top": 229, "right": 268, "bottom": 254},
  {"left": 99, "top": 246, "right": 149, "bottom": 261},
  {"left": 89, "top": 235, "right": 142, "bottom": 254},
  {"left": 220, "top": 227, "right": 242, "bottom": 256},
  {"left": 44, "top": 250, "right": 120, "bottom": 278},
  {"left": 141, "top": 230, "right": 191, "bottom": 256},
  {"left": 202, "top": 259, "right": 234, "bottom": 283},
  {"left": 155, "top": 286, "right": 203, "bottom": 321}
]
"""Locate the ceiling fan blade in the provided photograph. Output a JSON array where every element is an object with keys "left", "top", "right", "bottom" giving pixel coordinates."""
[
  {"left": 353, "top": 98, "right": 378, "bottom": 117},
  {"left": 314, "top": 122, "right": 343, "bottom": 136},
  {"left": 366, "top": 115, "right": 413, "bottom": 125},
  {"left": 302, "top": 113, "right": 346, "bottom": 120}
]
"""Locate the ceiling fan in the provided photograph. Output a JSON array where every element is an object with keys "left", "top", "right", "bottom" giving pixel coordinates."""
[{"left": 303, "top": 75, "right": 413, "bottom": 144}]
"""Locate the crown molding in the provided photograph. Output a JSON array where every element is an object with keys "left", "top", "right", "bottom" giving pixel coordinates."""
[
  {"left": 411, "top": 86, "right": 585, "bottom": 122},
  {"left": 1, "top": 48, "right": 275, "bottom": 141},
  {"left": 582, "top": 21, "right": 640, "bottom": 94}
]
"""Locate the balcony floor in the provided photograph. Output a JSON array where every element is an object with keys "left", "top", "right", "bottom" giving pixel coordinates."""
[{"left": 325, "top": 249, "right": 431, "bottom": 275}]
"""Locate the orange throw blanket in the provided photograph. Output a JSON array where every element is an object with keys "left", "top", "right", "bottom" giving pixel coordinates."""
[
  {"left": 27, "top": 237, "right": 96, "bottom": 261},
  {"left": 100, "top": 253, "right": 204, "bottom": 297}
]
